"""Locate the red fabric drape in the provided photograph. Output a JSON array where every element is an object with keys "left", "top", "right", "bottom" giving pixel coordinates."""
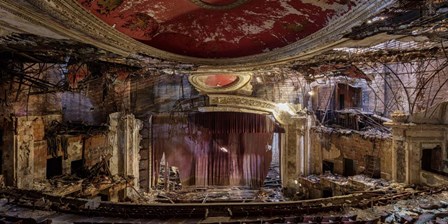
[{"left": 153, "top": 112, "right": 275, "bottom": 188}]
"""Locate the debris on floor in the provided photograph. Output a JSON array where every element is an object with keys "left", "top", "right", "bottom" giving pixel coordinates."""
[
  {"left": 31, "top": 155, "right": 133, "bottom": 201},
  {"left": 146, "top": 186, "right": 285, "bottom": 203},
  {"left": 2, "top": 184, "right": 448, "bottom": 222}
]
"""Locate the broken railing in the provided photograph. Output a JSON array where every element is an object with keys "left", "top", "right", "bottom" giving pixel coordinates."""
[{"left": 315, "top": 109, "right": 391, "bottom": 133}]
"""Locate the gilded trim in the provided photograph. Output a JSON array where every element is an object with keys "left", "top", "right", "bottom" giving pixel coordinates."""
[{"left": 207, "top": 94, "right": 305, "bottom": 124}]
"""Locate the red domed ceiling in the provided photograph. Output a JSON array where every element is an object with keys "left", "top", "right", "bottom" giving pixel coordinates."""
[{"left": 77, "top": 0, "right": 360, "bottom": 58}]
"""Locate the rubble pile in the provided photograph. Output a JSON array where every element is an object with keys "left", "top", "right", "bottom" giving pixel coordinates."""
[
  {"left": 302, "top": 174, "right": 321, "bottom": 184},
  {"left": 345, "top": 189, "right": 448, "bottom": 223},
  {"left": 263, "top": 164, "right": 281, "bottom": 188},
  {"left": 350, "top": 174, "right": 391, "bottom": 189},
  {"left": 30, "top": 156, "right": 132, "bottom": 199},
  {"left": 312, "top": 125, "right": 391, "bottom": 140},
  {"left": 155, "top": 165, "right": 182, "bottom": 191},
  {"left": 301, "top": 172, "right": 349, "bottom": 185},
  {"left": 151, "top": 186, "right": 285, "bottom": 203},
  {"left": 322, "top": 171, "right": 349, "bottom": 184}
]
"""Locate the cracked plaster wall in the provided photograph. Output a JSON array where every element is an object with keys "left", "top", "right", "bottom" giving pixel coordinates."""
[
  {"left": 310, "top": 129, "right": 393, "bottom": 180},
  {"left": 389, "top": 122, "right": 448, "bottom": 185}
]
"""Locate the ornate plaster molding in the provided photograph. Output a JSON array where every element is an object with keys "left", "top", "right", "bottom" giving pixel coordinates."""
[
  {"left": 198, "top": 106, "right": 269, "bottom": 115},
  {"left": 188, "top": 73, "right": 252, "bottom": 94},
  {"left": 0, "top": 0, "right": 396, "bottom": 67},
  {"left": 207, "top": 94, "right": 305, "bottom": 125},
  {"left": 189, "top": 0, "right": 251, "bottom": 10}
]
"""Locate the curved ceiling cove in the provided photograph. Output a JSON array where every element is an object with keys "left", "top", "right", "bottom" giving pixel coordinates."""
[
  {"left": 201, "top": 74, "right": 239, "bottom": 88},
  {"left": 77, "top": 0, "right": 361, "bottom": 58}
]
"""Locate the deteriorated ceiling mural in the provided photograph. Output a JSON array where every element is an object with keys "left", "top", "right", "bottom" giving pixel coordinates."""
[{"left": 77, "top": 0, "right": 362, "bottom": 58}]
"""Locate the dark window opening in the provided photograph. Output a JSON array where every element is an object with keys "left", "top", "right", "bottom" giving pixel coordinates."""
[
  {"left": 322, "top": 188, "right": 333, "bottom": 198},
  {"left": 422, "top": 146, "right": 443, "bottom": 174},
  {"left": 100, "top": 193, "right": 109, "bottom": 201},
  {"left": 336, "top": 83, "right": 362, "bottom": 110},
  {"left": 343, "top": 158, "right": 356, "bottom": 176},
  {"left": 71, "top": 159, "right": 84, "bottom": 177},
  {"left": 339, "top": 94, "right": 345, "bottom": 110},
  {"left": 322, "top": 160, "right": 334, "bottom": 174},
  {"left": 47, "top": 157, "right": 63, "bottom": 179}
]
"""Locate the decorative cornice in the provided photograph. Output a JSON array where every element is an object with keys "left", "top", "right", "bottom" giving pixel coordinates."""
[
  {"left": 207, "top": 94, "right": 305, "bottom": 125},
  {"left": 0, "top": 0, "right": 396, "bottom": 68},
  {"left": 198, "top": 106, "right": 269, "bottom": 115}
]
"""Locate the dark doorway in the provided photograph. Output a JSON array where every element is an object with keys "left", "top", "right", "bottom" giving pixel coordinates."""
[
  {"left": 339, "top": 94, "right": 345, "bottom": 110},
  {"left": 422, "top": 146, "right": 443, "bottom": 173},
  {"left": 422, "top": 148, "right": 432, "bottom": 172},
  {"left": 71, "top": 159, "right": 84, "bottom": 177},
  {"left": 322, "top": 188, "right": 333, "bottom": 198},
  {"left": 47, "top": 157, "right": 63, "bottom": 179},
  {"left": 343, "top": 158, "right": 356, "bottom": 176},
  {"left": 322, "top": 160, "right": 334, "bottom": 173}
]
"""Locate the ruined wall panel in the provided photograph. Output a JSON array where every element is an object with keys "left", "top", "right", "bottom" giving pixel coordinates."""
[
  {"left": 310, "top": 128, "right": 393, "bottom": 179},
  {"left": 2, "top": 121, "right": 14, "bottom": 186},
  {"left": 33, "top": 140, "right": 47, "bottom": 180},
  {"left": 84, "top": 134, "right": 110, "bottom": 168},
  {"left": 130, "top": 75, "right": 194, "bottom": 116},
  {"left": 16, "top": 118, "right": 34, "bottom": 189},
  {"left": 252, "top": 79, "right": 306, "bottom": 105}
]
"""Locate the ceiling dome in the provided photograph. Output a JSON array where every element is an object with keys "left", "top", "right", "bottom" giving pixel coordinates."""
[{"left": 77, "top": 0, "right": 361, "bottom": 58}]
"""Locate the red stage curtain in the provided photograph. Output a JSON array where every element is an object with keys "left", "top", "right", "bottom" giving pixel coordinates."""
[{"left": 153, "top": 112, "right": 275, "bottom": 189}]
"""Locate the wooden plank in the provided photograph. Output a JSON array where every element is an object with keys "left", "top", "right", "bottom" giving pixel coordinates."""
[{"left": 49, "top": 181, "right": 82, "bottom": 197}]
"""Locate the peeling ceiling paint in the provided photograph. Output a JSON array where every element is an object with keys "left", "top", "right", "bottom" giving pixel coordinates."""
[{"left": 77, "top": 0, "right": 361, "bottom": 58}]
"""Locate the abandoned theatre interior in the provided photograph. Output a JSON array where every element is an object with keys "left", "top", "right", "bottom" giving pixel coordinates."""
[{"left": 1, "top": 0, "right": 448, "bottom": 223}]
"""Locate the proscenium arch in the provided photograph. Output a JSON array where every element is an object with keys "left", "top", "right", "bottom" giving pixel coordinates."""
[
  {"left": 204, "top": 94, "right": 305, "bottom": 125},
  {"left": 199, "top": 94, "right": 308, "bottom": 189}
]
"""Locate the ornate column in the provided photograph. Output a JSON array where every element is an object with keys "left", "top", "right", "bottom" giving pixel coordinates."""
[
  {"left": 108, "top": 112, "right": 142, "bottom": 198},
  {"left": 283, "top": 116, "right": 307, "bottom": 189},
  {"left": 14, "top": 117, "right": 34, "bottom": 189},
  {"left": 390, "top": 126, "right": 408, "bottom": 183}
]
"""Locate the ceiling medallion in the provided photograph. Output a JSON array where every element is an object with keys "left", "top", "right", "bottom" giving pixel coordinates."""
[{"left": 189, "top": 0, "right": 251, "bottom": 10}]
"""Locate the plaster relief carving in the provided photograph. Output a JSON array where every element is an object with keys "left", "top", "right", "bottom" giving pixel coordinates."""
[
  {"left": 396, "top": 140, "right": 406, "bottom": 183},
  {"left": 207, "top": 94, "right": 304, "bottom": 125}
]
